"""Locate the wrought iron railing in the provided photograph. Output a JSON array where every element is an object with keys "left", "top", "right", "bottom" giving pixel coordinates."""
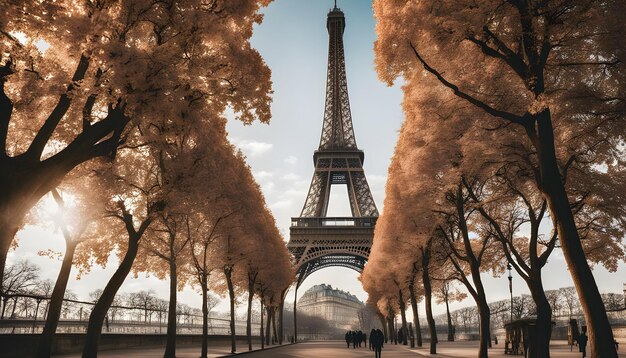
[{"left": 290, "top": 217, "right": 377, "bottom": 228}]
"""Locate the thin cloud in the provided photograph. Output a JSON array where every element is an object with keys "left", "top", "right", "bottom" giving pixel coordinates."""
[
  {"left": 231, "top": 138, "right": 273, "bottom": 157},
  {"left": 284, "top": 155, "right": 298, "bottom": 165},
  {"left": 281, "top": 173, "right": 301, "bottom": 181},
  {"left": 253, "top": 170, "right": 275, "bottom": 180}
]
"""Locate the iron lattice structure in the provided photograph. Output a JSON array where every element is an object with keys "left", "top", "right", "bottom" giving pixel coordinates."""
[{"left": 288, "top": 5, "right": 379, "bottom": 288}]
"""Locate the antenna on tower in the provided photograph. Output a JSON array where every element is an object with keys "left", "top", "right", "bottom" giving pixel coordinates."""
[{"left": 334, "top": 0, "right": 337, "bottom": 9}]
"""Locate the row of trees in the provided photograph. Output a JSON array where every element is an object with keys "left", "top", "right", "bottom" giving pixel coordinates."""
[
  {"left": 1, "top": 1, "right": 296, "bottom": 358},
  {"left": 363, "top": 0, "right": 625, "bottom": 358}
]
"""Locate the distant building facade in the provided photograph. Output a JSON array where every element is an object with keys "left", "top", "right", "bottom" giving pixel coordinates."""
[{"left": 298, "top": 284, "right": 364, "bottom": 329}]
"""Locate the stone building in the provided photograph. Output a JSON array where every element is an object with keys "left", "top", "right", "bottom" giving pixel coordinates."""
[{"left": 298, "top": 284, "right": 364, "bottom": 329}]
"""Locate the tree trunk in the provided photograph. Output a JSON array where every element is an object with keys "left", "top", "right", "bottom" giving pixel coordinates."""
[
  {"left": 224, "top": 265, "right": 236, "bottom": 353},
  {"left": 33, "top": 300, "right": 41, "bottom": 333},
  {"left": 0, "top": 224, "right": 18, "bottom": 298},
  {"left": 422, "top": 251, "right": 437, "bottom": 354},
  {"left": 468, "top": 264, "right": 490, "bottom": 358},
  {"left": 36, "top": 240, "right": 77, "bottom": 358},
  {"left": 387, "top": 316, "right": 395, "bottom": 344},
  {"left": 200, "top": 276, "right": 209, "bottom": 358},
  {"left": 163, "top": 259, "right": 177, "bottom": 358},
  {"left": 531, "top": 109, "right": 616, "bottom": 358},
  {"left": 379, "top": 314, "right": 387, "bottom": 343},
  {"left": 446, "top": 294, "right": 454, "bottom": 341},
  {"left": 265, "top": 306, "right": 272, "bottom": 346},
  {"left": 43, "top": 302, "right": 50, "bottom": 320},
  {"left": 278, "top": 291, "right": 285, "bottom": 345},
  {"left": 528, "top": 276, "right": 552, "bottom": 358},
  {"left": 476, "top": 299, "right": 491, "bottom": 358},
  {"left": 293, "top": 286, "right": 298, "bottom": 343},
  {"left": 409, "top": 283, "right": 422, "bottom": 347},
  {"left": 271, "top": 307, "right": 278, "bottom": 344},
  {"left": 398, "top": 289, "right": 408, "bottom": 345},
  {"left": 246, "top": 275, "right": 254, "bottom": 351},
  {"left": 82, "top": 235, "right": 139, "bottom": 358},
  {"left": 260, "top": 299, "right": 265, "bottom": 350},
  {"left": 10, "top": 297, "right": 17, "bottom": 317},
  {"left": 0, "top": 297, "right": 7, "bottom": 319}
]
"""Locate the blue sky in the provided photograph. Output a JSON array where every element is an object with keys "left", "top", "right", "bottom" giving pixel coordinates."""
[
  {"left": 9, "top": 0, "right": 624, "bottom": 318},
  {"left": 226, "top": 0, "right": 405, "bottom": 306}
]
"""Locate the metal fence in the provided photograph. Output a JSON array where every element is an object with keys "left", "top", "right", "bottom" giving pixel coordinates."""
[{"left": 0, "top": 293, "right": 260, "bottom": 335}]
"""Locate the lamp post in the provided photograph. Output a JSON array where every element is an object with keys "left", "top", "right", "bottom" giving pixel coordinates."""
[{"left": 508, "top": 264, "right": 513, "bottom": 322}]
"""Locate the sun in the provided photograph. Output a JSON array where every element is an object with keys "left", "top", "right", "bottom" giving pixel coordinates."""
[{"left": 35, "top": 191, "right": 79, "bottom": 231}]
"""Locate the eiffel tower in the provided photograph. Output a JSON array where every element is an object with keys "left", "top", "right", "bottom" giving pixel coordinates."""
[{"left": 288, "top": 3, "right": 379, "bottom": 289}]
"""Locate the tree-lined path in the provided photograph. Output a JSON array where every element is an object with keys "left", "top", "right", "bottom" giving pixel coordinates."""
[
  {"left": 1, "top": 0, "right": 624, "bottom": 357},
  {"left": 82, "top": 340, "right": 618, "bottom": 358}
]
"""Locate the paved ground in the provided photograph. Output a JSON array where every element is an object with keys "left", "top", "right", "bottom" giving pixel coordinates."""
[
  {"left": 228, "top": 340, "right": 415, "bottom": 357},
  {"left": 405, "top": 340, "right": 626, "bottom": 357},
  {"left": 53, "top": 339, "right": 626, "bottom": 357},
  {"left": 53, "top": 342, "right": 279, "bottom": 358}
]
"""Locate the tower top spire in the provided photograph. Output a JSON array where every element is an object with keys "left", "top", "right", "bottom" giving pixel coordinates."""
[{"left": 320, "top": 1, "right": 355, "bottom": 151}]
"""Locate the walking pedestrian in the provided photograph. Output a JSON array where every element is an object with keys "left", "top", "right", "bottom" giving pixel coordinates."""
[
  {"left": 578, "top": 331, "right": 588, "bottom": 358},
  {"left": 372, "top": 328, "right": 384, "bottom": 358}
]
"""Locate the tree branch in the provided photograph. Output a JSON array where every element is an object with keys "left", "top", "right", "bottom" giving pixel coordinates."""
[
  {"left": 409, "top": 41, "right": 523, "bottom": 125},
  {"left": 0, "top": 59, "right": 14, "bottom": 159},
  {"left": 538, "top": 217, "right": 559, "bottom": 267},
  {"left": 26, "top": 54, "right": 91, "bottom": 160},
  {"left": 468, "top": 26, "right": 528, "bottom": 80}
]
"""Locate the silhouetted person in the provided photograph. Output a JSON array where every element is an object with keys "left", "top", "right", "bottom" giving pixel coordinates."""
[
  {"left": 398, "top": 328, "right": 403, "bottom": 345},
  {"left": 345, "top": 331, "right": 352, "bottom": 348},
  {"left": 372, "top": 329, "right": 384, "bottom": 358},
  {"left": 370, "top": 329, "right": 376, "bottom": 350},
  {"left": 579, "top": 331, "right": 588, "bottom": 358}
]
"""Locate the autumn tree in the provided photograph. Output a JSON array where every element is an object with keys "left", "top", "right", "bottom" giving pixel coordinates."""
[
  {"left": 36, "top": 184, "right": 102, "bottom": 358},
  {"left": 240, "top": 192, "right": 293, "bottom": 349},
  {"left": 362, "top": 157, "right": 441, "bottom": 352},
  {"left": 435, "top": 181, "right": 500, "bottom": 358},
  {"left": 0, "top": 0, "right": 273, "bottom": 294},
  {"left": 78, "top": 152, "right": 159, "bottom": 358},
  {"left": 365, "top": 112, "right": 505, "bottom": 356},
  {"left": 459, "top": 146, "right": 624, "bottom": 356},
  {"left": 188, "top": 209, "right": 224, "bottom": 358},
  {"left": 374, "top": 1, "right": 625, "bottom": 356},
  {"left": 434, "top": 279, "right": 466, "bottom": 342},
  {"left": 460, "top": 172, "right": 558, "bottom": 356},
  {"left": 137, "top": 209, "right": 193, "bottom": 358},
  {"left": 128, "top": 121, "right": 217, "bottom": 358}
]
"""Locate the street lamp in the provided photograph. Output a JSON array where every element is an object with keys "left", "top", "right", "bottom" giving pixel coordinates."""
[{"left": 507, "top": 264, "right": 513, "bottom": 322}]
